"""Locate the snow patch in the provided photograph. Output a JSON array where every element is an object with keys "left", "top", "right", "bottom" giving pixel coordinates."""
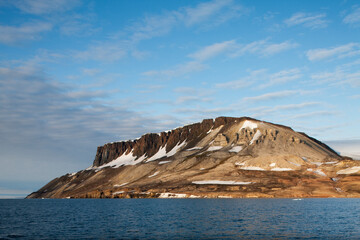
[
  {"left": 148, "top": 171, "right": 160, "bottom": 178},
  {"left": 229, "top": 146, "right": 243, "bottom": 153},
  {"left": 250, "top": 130, "right": 262, "bottom": 145},
  {"left": 147, "top": 141, "right": 186, "bottom": 162},
  {"left": 235, "top": 162, "right": 245, "bottom": 166},
  {"left": 192, "top": 180, "right": 253, "bottom": 185},
  {"left": 337, "top": 166, "right": 360, "bottom": 175},
  {"left": 240, "top": 120, "right": 258, "bottom": 130},
  {"left": 97, "top": 150, "right": 146, "bottom": 169},
  {"left": 189, "top": 195, "right": 200, "bottom": 198},
  {"left": 207, "top": 146, "right": 223, "bottom": 151},
  {"left": 159, "top": 193, "right": 187, "bottom": 198},
  {"left": 186, "top": 146, "right": 203, "bottom": 151},
  {"left": 240, "top": 166, "right": 265, "bottom": 171},
  {"left": 113, "top": 191, "right": 124, "bottom": 195},
  {"left": 324, "top": 161, "right": 338, "bottom": 165},
  {"left": 114, "top": 182, "right": 128, "bottom": 187},
  {"left": 218, "top": 196, "right": 233, "bottom": 198},
  {"left": 269, "top": 163, "right": 276, "bottom": 167},
  {"left": 307, "top": 168, "right": 326, "bottom": 176},
  {"left": 271, "top": 167, "right": 294, "bottom": 171},
  {"left": 159, "top": 161, "right": 171, "bottom": 165}
]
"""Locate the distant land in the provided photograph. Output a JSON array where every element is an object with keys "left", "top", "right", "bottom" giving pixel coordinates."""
[{"left": 27, "top": 117, "right": 360, "bottom": 199}]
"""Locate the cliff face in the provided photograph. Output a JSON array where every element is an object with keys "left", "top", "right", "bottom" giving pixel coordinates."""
[
  {"left": 93, "top": 117, "right": 253, "bottom": 167},
  {"left": 27, "top": 116, "right": 360, "bottom": 199}
]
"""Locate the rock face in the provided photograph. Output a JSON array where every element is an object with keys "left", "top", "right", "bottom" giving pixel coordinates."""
[{"left": 27, "top": 116, "right": 360, "bottom": 199}]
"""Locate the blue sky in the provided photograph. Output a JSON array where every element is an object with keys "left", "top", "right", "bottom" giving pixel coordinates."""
[{"left": 0, "top": 0, "right": 359, "bottom": 198}]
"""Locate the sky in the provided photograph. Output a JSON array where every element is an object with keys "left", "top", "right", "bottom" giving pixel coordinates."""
[{"left": 0, "top": 0, "right": 359, "bottom": 198}]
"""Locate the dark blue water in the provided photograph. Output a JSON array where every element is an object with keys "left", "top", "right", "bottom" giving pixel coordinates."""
[{"left": 1, "top": 199, "right": 360, "bottom": 239}]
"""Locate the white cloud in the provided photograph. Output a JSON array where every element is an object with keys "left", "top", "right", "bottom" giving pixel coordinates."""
[
  {"left": 231, "top": 39, "right": 298, "bottom": 57},
  {"left": 242, "top": 90, "right": 297, "bottom": 103},
  {"left": 343, "top": 7, "right": 360, "bottom": 24},
  {"left": 10, "top": 0, "right": 80, "bottom": 15},
  {"left": 82, "top": 68, "right": 101, "bottom": 76},
  {"left": 75, "top": 43, "right": 128, "bottom": 62},
  {"left": 306, "top": 43, "right": 360, "bottom": 61},
  {"left": 312, "top": 69, "right": 360, "bottom": 87},
  {"left": 216, "top": 68, "right": 301, "bottom": 90},
  {"left": 176, "top": 95, "right": 212, "bottom": 104},
  {"left": 0, "top": 22, "right": 52, "bottom": 44},
  {"left": 129, "top": 0, "right": 245, "bottom": 42},
  {"left": 261, "top": 41, "right": 299, "bottom": 56},
  {"left": 189, "top": 40, "right": 235, "bottom": 61},
  {"left": 258, "top": 68, "right": 302, "bottom": 89},
  {"left": 142, "top": 61, "right": 206, "bottom": 78},
  {"left": 284, "top": 12, "right": 328, "bottom": 29},
  {"left": 216, "top": 69, "right": 266, "bottom": 89},
  {"left": 182, "top": 0, "right": 243, "bottom": 27}
]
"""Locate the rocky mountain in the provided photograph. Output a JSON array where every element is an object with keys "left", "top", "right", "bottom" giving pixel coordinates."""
[{"left": 27, "top": 117, "right": 360, "bottom": 199}]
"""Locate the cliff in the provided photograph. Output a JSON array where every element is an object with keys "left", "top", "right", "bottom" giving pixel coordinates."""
[{"left": 27, "top": 116, "right": 360, "bottom": 199}]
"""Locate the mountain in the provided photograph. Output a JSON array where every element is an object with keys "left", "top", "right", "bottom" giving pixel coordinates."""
[{"left": 27, "top": 117, "right": 360, "bottom": 199}]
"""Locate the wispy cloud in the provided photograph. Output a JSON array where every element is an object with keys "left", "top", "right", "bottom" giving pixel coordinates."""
[
  {"left": 9, "top": 0, "right": 81, "bottom": 15},
  {"left": 343, "top": 6, "right": 360, "bottom": 25},
  {"left": 142, "top": 61, "right": 206, "bottom": 78},
  {"left": 284, "top": 12, "right": 328, "bottom": 29},
  {"left": 176, "top": 95, "right": 212, "bottom": 104},
  {"left": 189, "top": 40, "right": 235, "bottom": 61},
  {"left": 0, "top": 22, "right": 52, "bottom": 44},
  {"left": 129, "top": 0, "right": 245, "bottom": 42},
  {"left": 215, "top": 69, "right": 266, "bottom": 89},
  {"left": 242, "top": 90, "right": 297, "bottom": 103},
  {"left": 258, "top": 68, "right": 302, "bottom": 89},
  {"left": 286, "top": 110, "right": 338, "bottom": 120},
  {"left": 182, "top": 0, "right": 245, "bottom": 27},
  {"left": 231, "top": 39, "right": 298, "bottom": 57},
  {"left": 311, "top": 69, "right": 360, "bottom": 87},
  {"left": 75, "top": 43, "right": 128, "bottom": 62},
  {"left": 306, "top": 43, "right": 360, "bottom": 61},
  {"left": 216, "top": 68, "right": 301, "bottom": 89}
]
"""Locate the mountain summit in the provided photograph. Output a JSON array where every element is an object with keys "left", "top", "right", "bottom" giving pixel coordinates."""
[{"left": 27, "top": 117, "right": 360, "bottom": 198}]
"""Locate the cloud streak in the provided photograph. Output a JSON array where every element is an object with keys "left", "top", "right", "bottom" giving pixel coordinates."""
[
  {"left": 284, "top": 12, "right": 328, "bottom": 29},
  {"left": 0, "top": 22, "right": 52, "bottom": 44},
  {"left": 343, "top": 6, "right": 360, "bottom": 25},
  {"left": 306, "top": 43, "right": 360, "bottom": 61}
]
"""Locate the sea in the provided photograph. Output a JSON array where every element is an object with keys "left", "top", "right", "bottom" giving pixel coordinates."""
[{"left": 1, "top": 198, "right": 360, "bottom": 239}]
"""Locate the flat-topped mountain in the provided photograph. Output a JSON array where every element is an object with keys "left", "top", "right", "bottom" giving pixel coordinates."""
[{"left": 27, "top": 117, "right": 360, "bottom": 199}]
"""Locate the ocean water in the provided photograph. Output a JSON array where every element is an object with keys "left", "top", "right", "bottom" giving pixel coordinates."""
[{"left": 1, "top": 199, "right": 360, "bottom": 239}]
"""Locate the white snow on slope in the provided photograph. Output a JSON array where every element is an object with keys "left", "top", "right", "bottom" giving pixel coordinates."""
[
  {"left": 159, "top": 193, "right": 187, "bottom": 198},
  {"left": 337, "top": 166, "right": 360, "bottom": 175},
  {"left": 114, "top": 183, "right": 128, "bottom": 187},
  {"left": 192, "top": 180, "right": 253, "bottom": 185},
  {"left": 148, "top": 171, "right": 160, "bottom": 178},
  {"left": 147, "top": 141, "right": 186, "bottom": 162},
  {"left": 207, "top": 146, "right": 223, "bottom": 151},
  {"left": 250, "top": 130, "right": 262, "bottom": 145},
  {"left": 97, "top": 150, "right": 146, "bottom": 169},
  {"left": 240, "top": 166, "right": 265, "bottom": 171},
  {"left": 235, "top": 162, "right": 245, "bottom": 166},
  {"left": 159, "top": 161, "right": 171, "bottom": 165},
  {"left": 240, "top": 120, "right": 258, "bottom": 130},
  {"left": 187, "top": 146, "right": 203, "bottom": 151},
  {"left": 271, "top": 167, "right": 294, "bottom": 171},
  {"left": 307, "top": 168, "right": 326, "bottom": 176},
  {"left": 229, "top": 146, "right": 243, "bottom": 153},
  {"left": 269, "top": 163, "right": 276, "bottom": 167}
]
